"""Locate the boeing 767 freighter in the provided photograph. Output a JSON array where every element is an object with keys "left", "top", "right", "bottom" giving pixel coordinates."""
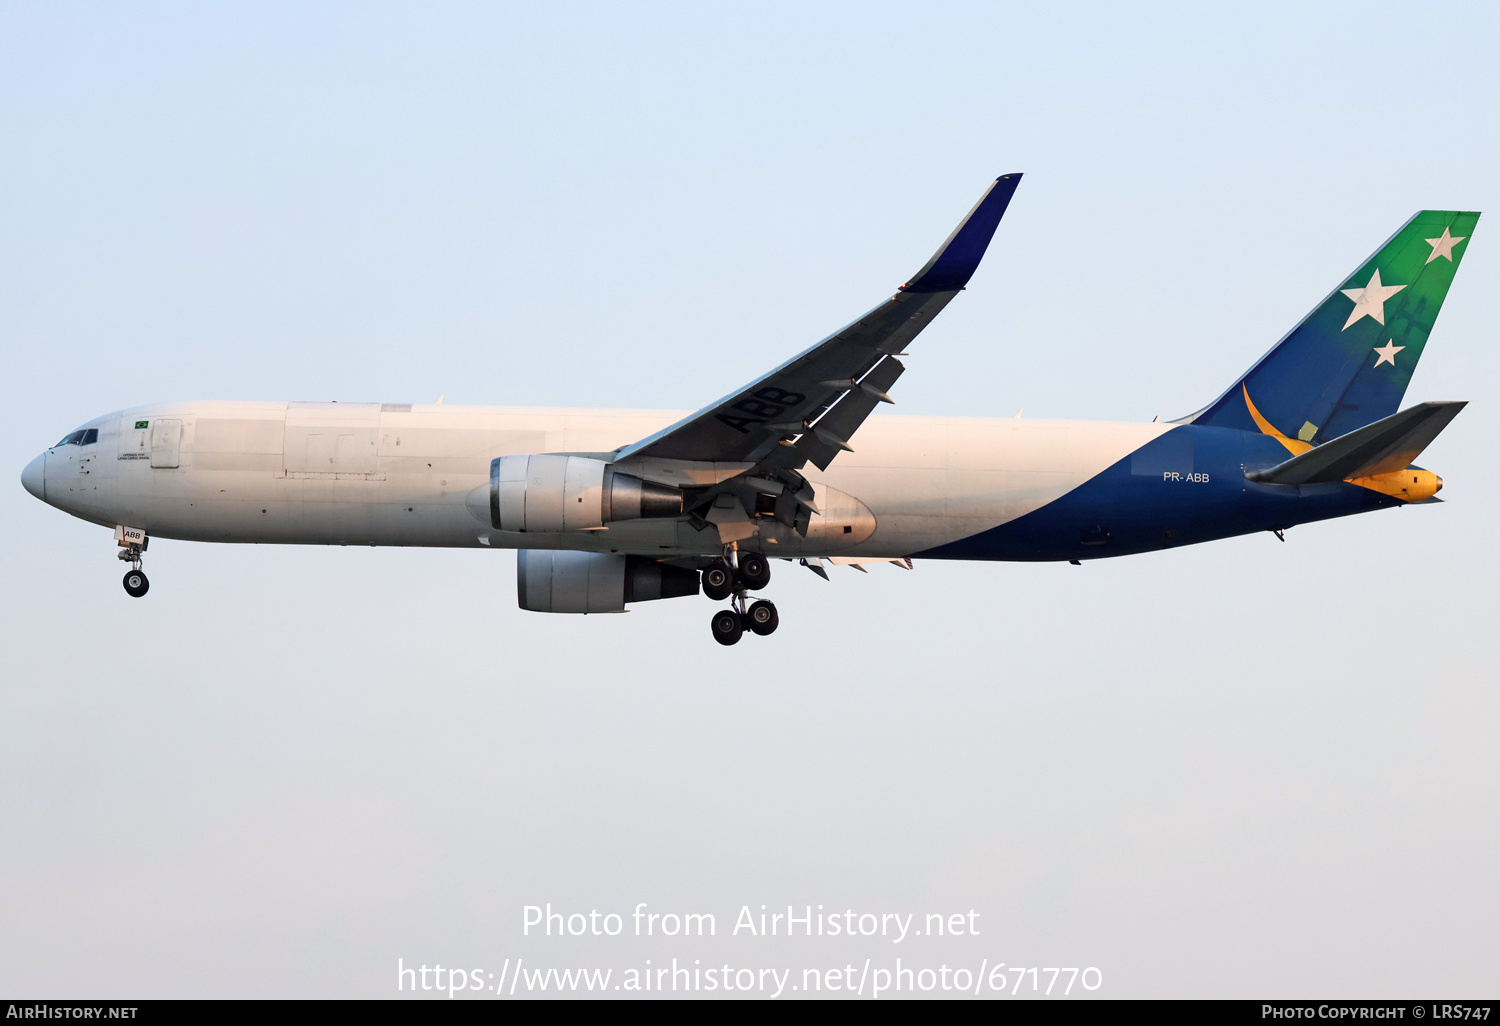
[{"left": 20, "top": 175, "right": 1476, "bottom": 644}]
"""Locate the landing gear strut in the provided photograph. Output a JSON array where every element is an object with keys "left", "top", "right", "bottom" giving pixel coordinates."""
[{"left": 705, "top": 549, "right": 778, "bottom": 645}]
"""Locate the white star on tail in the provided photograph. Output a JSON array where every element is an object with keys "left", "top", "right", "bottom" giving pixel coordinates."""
[
  {"left": 1340, "top": 268, "right": 1406, "bottom": 329},
  {"left": 1372, "top": 339, "right": 1405, "bottom": 367},
  {"left": 1424, "top": 226, "right": 1467, "bottom": 264}
]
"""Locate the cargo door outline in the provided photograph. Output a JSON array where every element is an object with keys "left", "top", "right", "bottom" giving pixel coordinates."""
[
  {"left": 149, "top": 420, "right": 182, "bottom": 468},
  {"left": 282, "top": 402, "right": 381, "bottom": 478}
]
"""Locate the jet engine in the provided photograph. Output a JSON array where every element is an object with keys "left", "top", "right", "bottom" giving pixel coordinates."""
[
  {"left": 468, "top": 455, "right": 683, "bottom": 533},
  {"left": 517, "top": 550, "right": 700, "bottom": 613}
]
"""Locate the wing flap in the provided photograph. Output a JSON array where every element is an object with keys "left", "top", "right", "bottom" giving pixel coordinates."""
[{"left": 780, "top": 356, "right": 906, "bottom": 471}]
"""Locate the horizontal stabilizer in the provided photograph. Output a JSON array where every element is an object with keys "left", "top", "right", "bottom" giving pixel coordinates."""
[{"left": 1246, "top": 401, "right": 1466, "bottom": 485}]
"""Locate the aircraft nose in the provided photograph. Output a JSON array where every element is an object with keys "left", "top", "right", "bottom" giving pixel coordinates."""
[{"left": 21, "top": 452, "right": 46, "bottom": 502}]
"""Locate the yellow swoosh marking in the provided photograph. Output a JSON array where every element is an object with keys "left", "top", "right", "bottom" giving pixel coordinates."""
[{"left": 1242, "top": 384, "right": 1312, "bottom": 456}]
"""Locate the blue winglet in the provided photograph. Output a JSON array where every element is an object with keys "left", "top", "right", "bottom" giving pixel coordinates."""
[{"left": 903, "top": 173, "right": 1022, "bottom": 293}]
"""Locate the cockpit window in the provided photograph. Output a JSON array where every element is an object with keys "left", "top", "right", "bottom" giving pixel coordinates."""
[
  {"left": 82, "top": 428, "right": 98, "bottom": 445},
  {"left": 53, "top": 428, "right": 98, "bottom": 447}
]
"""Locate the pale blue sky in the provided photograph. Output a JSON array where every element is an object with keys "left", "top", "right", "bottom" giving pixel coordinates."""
[{"left": 3, "top": 1, "right": 1497, "bottom": 998}]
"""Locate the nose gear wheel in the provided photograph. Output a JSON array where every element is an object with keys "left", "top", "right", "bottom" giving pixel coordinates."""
[{"left": 123, "top": 569, "right": 149, "bottom": 598}]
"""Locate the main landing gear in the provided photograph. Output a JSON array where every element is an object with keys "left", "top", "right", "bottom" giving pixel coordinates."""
[
  {"left": 705, "top": 553, "right": 778, "bottom": 646},
  {"left": 116, "top": 528, "right": 149, "bottom": 598}
]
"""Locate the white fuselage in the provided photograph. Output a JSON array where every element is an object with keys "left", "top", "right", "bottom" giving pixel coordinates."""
[{"left": 35, "top": 400, "right": 1172, "bottom": 559}]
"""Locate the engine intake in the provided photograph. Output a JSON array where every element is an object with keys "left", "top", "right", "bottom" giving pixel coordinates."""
[
  {"left": 473, "top": 455, "right": 683, "bottom": 533},
  {"left": 517, "top": 550, "right": 700, "bottom": 613}
]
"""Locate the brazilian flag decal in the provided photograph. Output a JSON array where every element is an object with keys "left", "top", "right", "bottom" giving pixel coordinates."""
[{"left": 135, "top": 420, "right": 149, "bottom": 429}]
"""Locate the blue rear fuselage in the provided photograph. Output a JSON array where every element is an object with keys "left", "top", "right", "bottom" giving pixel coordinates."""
[{"left": 918, "top": 424, "right": 1400, "bottom": 562}]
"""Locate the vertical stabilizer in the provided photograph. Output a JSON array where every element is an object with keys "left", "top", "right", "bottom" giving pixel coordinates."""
[{"left": 1186, "top": 210, "right": 1478, "bottom": 446}]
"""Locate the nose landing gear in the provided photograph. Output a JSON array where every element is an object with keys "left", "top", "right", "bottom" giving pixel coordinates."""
[
  {"left": 115, "top": 526, "right": 149, "bottom": 598},
  {"left": 705, "top": 551, "right": 778, "bottom": 645}
]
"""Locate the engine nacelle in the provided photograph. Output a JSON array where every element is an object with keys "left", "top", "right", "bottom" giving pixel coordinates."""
[
  {"left": 472, "top": 455, "right": 683, "bottom": 533},
  {"left": 517, "top": 550, "right": 700, "bottom": 613}
]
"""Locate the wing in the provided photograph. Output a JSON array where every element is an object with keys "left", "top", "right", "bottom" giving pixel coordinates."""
[{"left": 614, "top": 173, "right": 1022, "bottom": 470}]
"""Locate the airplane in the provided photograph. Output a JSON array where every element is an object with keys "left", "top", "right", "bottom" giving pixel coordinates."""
[{"left": 20, "top": 174, "right": 1478, "bottom": 645}]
